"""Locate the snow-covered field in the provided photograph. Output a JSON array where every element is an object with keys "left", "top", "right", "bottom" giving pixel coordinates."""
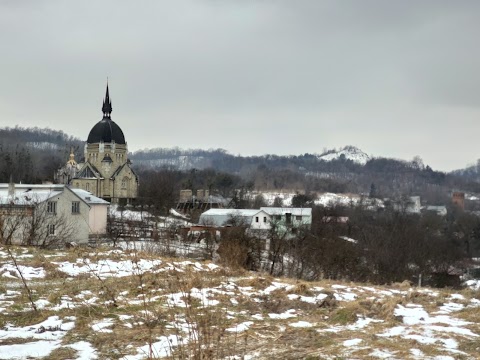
[{"left": 0, "top": 246, "right": 479, "bottom": 359}]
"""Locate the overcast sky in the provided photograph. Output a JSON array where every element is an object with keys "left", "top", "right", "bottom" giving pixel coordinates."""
[{"left": 1, "top": 1, "right": 480, "bottom": 171}]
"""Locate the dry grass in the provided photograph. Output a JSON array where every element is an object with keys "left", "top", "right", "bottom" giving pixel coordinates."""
[
  {"left": 287, "top": 281, "right": 314, "bottom": 296},
  {"left": 43, "top": 346, "right": 77, "bottom": 360},
  {"left": 1, "top": 245, "right": 479, "bottom": 359}
]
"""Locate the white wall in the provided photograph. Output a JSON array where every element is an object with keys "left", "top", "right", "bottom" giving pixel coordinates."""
[
  {"left": 50, "top": 189, "right": 90, "bottom": 244},
  {"left": 249, "top": 211, "right": 271, "bottom": 230},
  {"left": 89, "top": 204, "right": 108, "bottom": 234}
]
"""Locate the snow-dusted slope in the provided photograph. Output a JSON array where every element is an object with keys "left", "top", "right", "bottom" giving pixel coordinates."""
[
  {"left": 318, "top": 146, "right": 370, "bottom": 165},
  {"left": 1, "top": 247, "right": 479, "bottom": 359}
]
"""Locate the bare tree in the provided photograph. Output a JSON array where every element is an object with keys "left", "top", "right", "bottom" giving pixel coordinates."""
[
  {"left": 0, "top": 195, "right": 76, "bottom": 248},
  {"left": 23, "top": 199, "right": 76, "bottom": 248},
  {"left": 0, "top": 205, "right": 33, "bottom": 245}
]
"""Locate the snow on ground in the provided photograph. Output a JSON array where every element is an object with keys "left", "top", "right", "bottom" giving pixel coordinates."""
[
  {"left": 169, "top": 208, "right": 190, "bottom": 220},
  {"left": 51, "top": 257, "right": 218, "bottom": 280},
  {"left": 251, "top": 190, "right": 383, "bottom": 209},
  {"left": 67, "top": 341, "right": 98, "bottom": 360},
  {"left": 124, "top": 335, "right": 187, "bottom": 360},
  {"left": 464, "top": 279, "right": 480, "bottom": 290},
  {"left": 1, "top": 246, "right": 479, "bottom": 359},
  {"left": 0, "top": 316, "right": 76, "bottom": 360},
  {"left": 0, "top": 263, "right": 45, "bottom": 280},
  {"left": 109, "top": 205, "right": 191, "bottom": 227}
]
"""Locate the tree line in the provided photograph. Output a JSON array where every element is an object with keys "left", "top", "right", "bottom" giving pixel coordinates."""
[
  {"left": 1, "top": 126, "right": 480, "bottom": 209},
  {"left": 215, "top": 203, "right": 479, "bottom": 287}
]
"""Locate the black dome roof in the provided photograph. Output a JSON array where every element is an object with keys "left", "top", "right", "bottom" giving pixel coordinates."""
[{"left": 87, "top": 117, "right": 126, "bottom": 144}]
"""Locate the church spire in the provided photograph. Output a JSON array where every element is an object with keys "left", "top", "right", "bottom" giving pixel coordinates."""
[{"left": 102, "top": 81, "right": 112, "bottom": 118}]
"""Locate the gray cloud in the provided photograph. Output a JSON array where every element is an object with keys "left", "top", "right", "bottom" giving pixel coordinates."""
[{"left": 1, "top": 0, "right": 480, "bottom": 171}]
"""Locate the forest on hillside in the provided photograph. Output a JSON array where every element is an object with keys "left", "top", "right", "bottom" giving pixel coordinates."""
[
  {"left": 0, "top": 127, "right": 83, "bottom": 183},
  {"left": 1, "top": 126, "right": 480, "bottom": 211}
]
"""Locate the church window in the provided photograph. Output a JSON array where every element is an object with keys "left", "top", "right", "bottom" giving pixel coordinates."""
[
  {"left": 121, "top": 177, "right": 129, "bottom": 189},
  {"left": 86, "top": 183, "right": 90, "bottom": 191}
]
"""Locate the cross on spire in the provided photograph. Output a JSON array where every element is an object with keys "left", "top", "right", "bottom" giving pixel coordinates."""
[{"left": 102, "top": 81, "right": 112, "bottom": 117}]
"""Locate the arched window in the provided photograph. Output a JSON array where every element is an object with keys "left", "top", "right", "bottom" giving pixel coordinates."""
[
  {"left": 121, "top": 177, "right": 128, "bottom": 189},
  {"left": 86, "top": 183, "right": 90, "bottom": 191}
]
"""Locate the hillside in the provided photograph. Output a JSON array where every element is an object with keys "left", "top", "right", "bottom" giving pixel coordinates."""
[
  {"left": 318, "top": 146, "right": 371, "bottom": 165},
  {"left": 1, "top": 126, "right": 479, "bottom": 202},
  {"left": 0, "top": 127, "right": 83, "bottom": 183},
  {"left": 0, "top": 246, "right": 479, "bottom": 359}
]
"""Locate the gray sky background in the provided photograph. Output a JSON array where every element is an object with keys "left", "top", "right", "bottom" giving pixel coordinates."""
[{"left": 1, "top": 1, "right": 480, "bottom": 171}]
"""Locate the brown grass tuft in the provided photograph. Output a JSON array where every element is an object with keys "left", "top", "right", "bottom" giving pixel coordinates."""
[{"left": 288, "top": 281, "right": 313, "bottom": 296}]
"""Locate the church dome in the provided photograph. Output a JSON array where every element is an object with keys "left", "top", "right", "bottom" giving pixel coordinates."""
[
  {"left": 87, "top": 84, "right": 126, "bottom": 145},
  {"left": 87, "top": 118, "right": 126, "bottom": 144}
]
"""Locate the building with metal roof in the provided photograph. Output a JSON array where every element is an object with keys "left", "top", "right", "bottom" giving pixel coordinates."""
[
  {"left": 198, "top": 207, "right": 312, "bottom": 237},
  {"left": 0, "top": 183, "right": 109, "bottom": 245}
]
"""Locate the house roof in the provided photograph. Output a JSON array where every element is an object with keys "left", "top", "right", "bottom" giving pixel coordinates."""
[
  {"left": 199, "top": 208, "right": 268, "bottom": 227},
  {"left": 70, "top": 188, "right": 109, "bottom": 205},
  {"left": 0, "top": 183, "right": 108, "bottom": 206},
  {"left": 0, "top": 184, "right": 63, "bottom": 205},
  {"left": 260, "top": 207, "right": 312, "bottom": 216},
  {"left": 201, "top": 209, "right": 263, "bottom": 217}
]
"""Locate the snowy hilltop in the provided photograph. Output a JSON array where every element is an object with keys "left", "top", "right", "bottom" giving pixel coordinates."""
[{"left": 318, "top": 146, "right": 370, "bottom": 165}]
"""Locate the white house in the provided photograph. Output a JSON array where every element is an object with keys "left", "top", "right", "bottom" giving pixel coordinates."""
[
  {"left": 199, "top": 209, "right": 272, "bottom": 230},
  {"left": 391, "top": 196, "right": 421, "bottom": 214},
  {"left": 198, "top": 207, "right": 312, "bottom": 236},
  {"left": 0, "top": 183, "right": 109, "bottom": 246},
  {"left": 424, "top": 205, "right": 448, "bottom": 216},
  {"left": 260, "top": 207, "right": 312, "bottom": 230}
]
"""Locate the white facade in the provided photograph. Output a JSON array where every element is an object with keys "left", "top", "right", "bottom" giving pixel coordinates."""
[
  {"left": 260, "top": 207, "right": 312, "bottom": 229},
  {"left": 71, "top": 189, "right": 109, "bottom": 234},
  {"left": 199, "top": 207, "right": 312, "bottom": 234},
  {"left": 0, "top": 184, "right": 109, "bottom": 245},
  {"left": 199, "top": 209, "right": 272, "bottom": 229},
  {"left": 392, "top": 196, "right": 421, "bottom": 214}
]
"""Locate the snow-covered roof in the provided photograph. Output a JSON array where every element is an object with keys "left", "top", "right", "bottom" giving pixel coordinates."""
[
  {"left": 201, "top": 209, "right": 263, "bottom": 217},
  {"left": 199, "top": 209, "right": 269, "bottom": 227},
  {"left": 260, "top": 207, "right": 312, "bottom": 216},
  {"left": 0, "top": 184, "right": 63, "bottom": 205},
  {"left": 0, "top": 183, "right": 108, "bottom": 206},
  {"left": 70, "top": 189, "right": 109, "bottom": 205}
]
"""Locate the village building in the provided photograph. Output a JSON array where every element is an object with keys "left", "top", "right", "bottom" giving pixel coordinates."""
[
  {"left": 198, "top": 207, "right": 312, "bottom": 237},
  {"left": 56, "top": 84, "right": 139, "bottom": 204},
  {"left": 176, "top": 189, "right": 231, "bottom": 214},
  {"left": 260, "top": 207, "right": 312, "bottom": 231},
  {"left": 0, "top": 183, "right": 108, "bottom": 245},
  {"left": 199, "top": 209, "right": 272, "bottom": 230},
  {"left": 55, "top": 148, "right": 81, "bottom": 185}
]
